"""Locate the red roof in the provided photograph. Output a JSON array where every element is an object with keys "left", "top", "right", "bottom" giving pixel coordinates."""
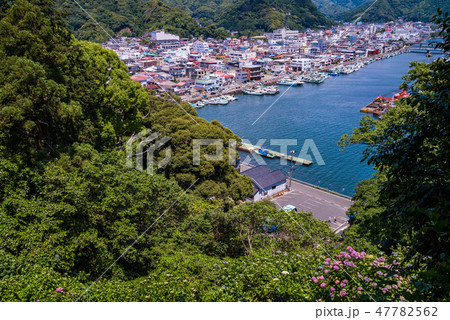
[{"left": 131, "top": 76, "right": 148, "bottom": 82}]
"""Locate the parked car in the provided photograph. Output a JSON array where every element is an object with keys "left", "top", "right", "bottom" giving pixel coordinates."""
[{"left": 281, "top": 205, "right": 297, "bottom": 213}]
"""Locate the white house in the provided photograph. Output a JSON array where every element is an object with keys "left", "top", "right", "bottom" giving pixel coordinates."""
[{"left": 241, "top": 166, "right": 287, "bottom": 202}]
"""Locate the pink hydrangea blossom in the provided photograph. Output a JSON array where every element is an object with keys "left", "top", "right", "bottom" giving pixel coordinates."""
[
  {"left": 56, "top": 287, "right": 63, "bottom": 292},
  {"left": 339, "top": 291, "right": 346, "bottom": 297},
  {"left": 320, "top": 283, "right": 326, "bottom": 288}
]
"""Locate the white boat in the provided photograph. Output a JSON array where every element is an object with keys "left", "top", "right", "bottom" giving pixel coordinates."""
[
  {"left": 262, "top": 86, "right": 279, "bottom": 94},
  {"left": 292, "top": 77, "right": 304, "bottom": 85},
  {"left": 244, "top": 89, "right": 264, "bottom": 95},
  {"left": 222, "top": 95, "right": 237, "bottom": 101},
  {"left": 277, "top": 77, "right": 299, "bottom": 86}
]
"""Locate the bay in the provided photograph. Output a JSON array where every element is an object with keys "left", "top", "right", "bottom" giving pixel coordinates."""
[{"left": 197, "top": 53, "right": 438, "bottom": 196}]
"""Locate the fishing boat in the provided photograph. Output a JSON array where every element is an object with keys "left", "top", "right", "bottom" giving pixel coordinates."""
[
  {"left": 244, "top": 89, "right": 264, "bottom": 95},
  {"left": 292, "top": 77, "right": 304, "bottom": 85},
  {"left": 277, "top": 77, "right": 299, "bottom": 86},
  {"left": 223, "top": 95, "right": 237, "bottom": 101},
  {"left": 217, "top": 98, "right": 229, "bottom": 105},
  {"left": 257, "top": 149, "right": 275, "bottom": 159},
  {"left": 257, "top": 86, "right": 278, "bottom": 95}
]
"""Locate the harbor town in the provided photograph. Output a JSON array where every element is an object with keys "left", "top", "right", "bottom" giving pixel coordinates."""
[{"left": 102, "top": 20, "right": 440, "bottom": 112}]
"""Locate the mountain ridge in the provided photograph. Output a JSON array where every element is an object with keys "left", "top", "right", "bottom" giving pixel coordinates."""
[{"left": 339, "top": 0, "right": 450, "bottom": 22}]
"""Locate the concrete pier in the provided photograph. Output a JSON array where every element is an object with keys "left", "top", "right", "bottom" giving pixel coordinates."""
[{"left": 237, "top": 142, "right": 313, "bottom": 166}]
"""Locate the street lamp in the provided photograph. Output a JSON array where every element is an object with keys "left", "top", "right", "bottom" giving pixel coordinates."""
[{"left": 289, "top": 150, "right": 295, "bottom": 190}]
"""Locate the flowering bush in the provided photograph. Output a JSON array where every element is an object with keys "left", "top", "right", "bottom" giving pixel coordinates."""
[{"left": 312, "top": 246, "right": 413, "bottom": 301}]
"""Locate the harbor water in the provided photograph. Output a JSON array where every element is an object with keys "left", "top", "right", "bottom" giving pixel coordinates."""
[{"left": 197, "top": 53, "right": 439, "bottom": 196}]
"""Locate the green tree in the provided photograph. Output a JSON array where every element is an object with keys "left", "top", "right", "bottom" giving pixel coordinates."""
[{"left": 339, "top": 11, "right": 450, "bottom": 300}]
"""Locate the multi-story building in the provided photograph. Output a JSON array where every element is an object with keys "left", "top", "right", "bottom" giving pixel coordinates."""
[
  {"left": 194, "top": 75, "right": 221, "bottom": 92},
  {"left": 241, "top": 64, "right": 262, "bottom": 82},
  {"left": 266, "top": 28, "right": 300, "bottom": 44}
]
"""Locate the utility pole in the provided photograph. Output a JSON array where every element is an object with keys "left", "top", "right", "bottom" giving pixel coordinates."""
[{"left": 289, "top": 150, "right": 295, "bottom": 190}]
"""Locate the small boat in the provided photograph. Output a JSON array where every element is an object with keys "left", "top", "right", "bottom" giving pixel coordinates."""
[
  {"left": 218, "top": 98, "right": 229, "bottom": 105},
  {"left": 257, "top": 149, "right": 275, "bottom": 159},
  {"left": 244, "top": 89, "right": 264, "bottom": 96},
  {"left": 223, "top": 95, "right": 237, "bottom": 101},
  {"left": 277, "top": 77, "right": 299, "bottom": 86}
]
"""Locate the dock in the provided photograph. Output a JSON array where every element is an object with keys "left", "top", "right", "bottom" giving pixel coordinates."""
[{"left": 237, "top": 142, "right": 313, "bottom": 166}]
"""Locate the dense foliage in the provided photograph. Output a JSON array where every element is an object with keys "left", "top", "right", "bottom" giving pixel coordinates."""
[
  {"left": 339, "top": 0, "right": 450, "bottom": 22},
  {"left": 1, "top": 0, "right": 449, "bottom": 302},
  {"left": 162, "top": 0, "right": 331, "bottom": 34},
  {"left": 218, "top": 0, "right": 331, "bottom": 34},
  {"left": 339, "top": 12, "right": 450, "bottom": 300},
  {"left": 0, "top": 0, "right": 251, "bottom": 200},
  {"left": 161, "top": 0, "right": 238, "bottom": 26},
  {"left": 311, "top": 0, "right": 371, "bottom": 19},
  {"left": 54, "top": 0, "right": 230, "bottom": 42}
]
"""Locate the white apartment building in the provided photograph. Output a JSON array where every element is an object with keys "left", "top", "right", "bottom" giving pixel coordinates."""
[
  {"left": 150, "top": 30, "right": 180, "bottom": 43},
  {"left": 290, "top": 58, "right": 311, "bottom": 71},
  {"left": 266, "top": 28, "right": 300, "bottom": 44},
  {"left": 228, "top": 50, "right": 257, "bottom": 61},
  {"left": 192, "top": 41, "right": 210, "bottom": 53}
]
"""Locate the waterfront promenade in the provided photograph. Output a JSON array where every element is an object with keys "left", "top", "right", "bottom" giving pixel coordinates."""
[{"left": 240, "top": 163, "right": 351, "bottom": 233}]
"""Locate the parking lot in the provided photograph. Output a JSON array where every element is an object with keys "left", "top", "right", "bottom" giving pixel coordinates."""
[
  {"left": 240, "top": 163, "right": 351, "bottom": 233},
  {"left": 271, "top": 179, "right": 352, "bottom": 233}
]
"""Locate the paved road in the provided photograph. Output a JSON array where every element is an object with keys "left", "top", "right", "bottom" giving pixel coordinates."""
[{"left": 240, "top": 163, "right": 352, "bottom": 232}]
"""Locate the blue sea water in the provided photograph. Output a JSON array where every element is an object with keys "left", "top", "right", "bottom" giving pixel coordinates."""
[{"left": 197, "top": 53, "right": 438, "bottom": 196}]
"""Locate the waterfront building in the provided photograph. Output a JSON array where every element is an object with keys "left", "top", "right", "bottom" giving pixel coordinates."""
[
  {"left": 241, "top": 64, "right": 262, "bottom": 82},
  {"left": 241, "top": 166, "right": 287, "bottom": 202},
  {"left": 194, "top": 75, "right": 221, "bottom": 92},
  {"left": 289, "top": 58, "right": 312, "bottom": 72}
]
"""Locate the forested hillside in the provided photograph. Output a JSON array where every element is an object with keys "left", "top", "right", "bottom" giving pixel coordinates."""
[
  {"left": 0, "top": 0, "right": 448, "bottom": 302},
  {"left": 218, "top": 0, "right": 331, "bottom": 35},
  {"left": 339, "top": 0, "right": 450, "bottom": 22},
  {"left": 161, "top": 0, "right": 237, "bottom": 26},
  {"left": 311, "top": 0, "right": 371, "bottom": 18},
  {"left": 54, "top": 0, "right": 227, "bottom": 42}
]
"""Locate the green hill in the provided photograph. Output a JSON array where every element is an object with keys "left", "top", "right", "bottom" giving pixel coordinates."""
[
  {"left": 217, "top": 0, "right": 331, "bottom": 34},
  {"left": 161, "top": 0, "right": 238, "bottom": 26},
  {"left": 339, "top": 0, "right": 450, "bottom": 22},
  {"left": 55, "top": 0, "right": 223, "bottom": 42},
  {"left": 311, "top": 0, "right": 371, "bottom": 18}
]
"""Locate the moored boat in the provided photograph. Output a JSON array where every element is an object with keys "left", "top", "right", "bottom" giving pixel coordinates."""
[{"left": 257, "top": 149, "right": 275, "bottom": 159}]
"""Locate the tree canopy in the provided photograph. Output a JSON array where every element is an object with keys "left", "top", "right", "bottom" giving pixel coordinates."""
[{"left": 339, "top": 11, "right": 449, "bottom": 300}]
